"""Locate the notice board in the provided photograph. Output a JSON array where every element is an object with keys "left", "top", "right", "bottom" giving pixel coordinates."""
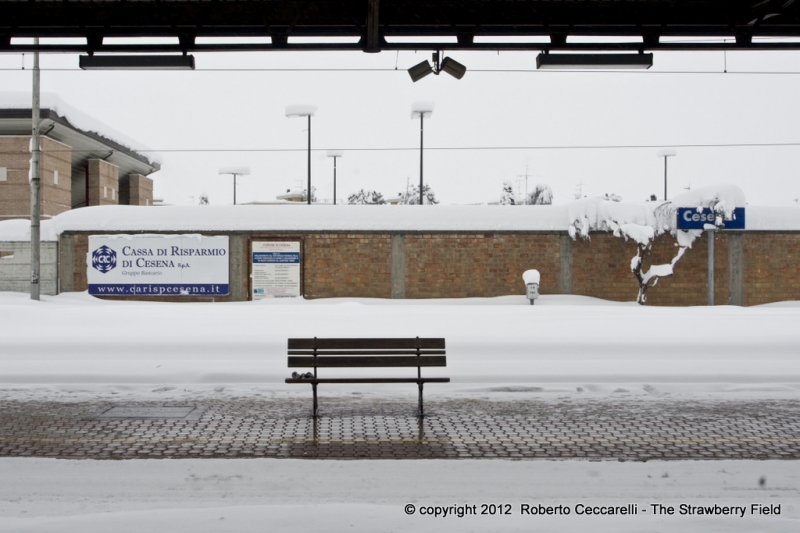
[{"left": 252, "top": 241, "right": 301, "bottom": 299}]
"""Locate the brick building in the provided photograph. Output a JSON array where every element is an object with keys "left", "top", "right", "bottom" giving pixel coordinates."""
[{"left": 0, "top": 108, "right": 159, "bottom": 221}]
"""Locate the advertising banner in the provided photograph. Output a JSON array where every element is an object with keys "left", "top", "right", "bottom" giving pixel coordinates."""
[
  {"left": 676, "top": 207, "right": 745, "bottom": 230},
  {"left": 252, "top": 241, "right": 301, "bottom": 299},
  {"left": 87, "top": 235, "right": 229, "bottom": 296}
]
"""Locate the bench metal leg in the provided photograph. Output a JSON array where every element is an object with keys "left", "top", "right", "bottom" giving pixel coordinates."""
[
  {"left": 418, "top": 382, "right": 424, "bottom": 417},
  {"left": 312, "top": 383, "right": 318, "bottom": 418}
]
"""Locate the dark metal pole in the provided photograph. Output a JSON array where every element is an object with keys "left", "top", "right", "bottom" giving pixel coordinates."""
[
  {"left": 233, "top": 174, "right": 237, "bottom": 205},
  {"left": 333, "top": 156, "right": 337, "bottom": 205},
  {"left": 30, "top": 37, "right": 41, "bottom": 301},
  {"left": 664, "top": 156, "right": 668, "bottom": 201},
  {"left": 307, "top": 115, "right": 312, "bottom": 205},
  {"left": 419, "top": 113, "right": 424, "bottom": 205}
]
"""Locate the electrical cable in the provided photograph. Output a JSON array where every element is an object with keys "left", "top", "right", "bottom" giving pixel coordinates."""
[{"left": 3, "top": 141, "right": 800, "bottom": 156}]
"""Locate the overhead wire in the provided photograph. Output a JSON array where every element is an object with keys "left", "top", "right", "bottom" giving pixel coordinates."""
[
  {"left": 4, "top": 67, "right": 800, "bottom": 74},
  {"left": 3, "top": 142, "right": 800, "bottom": 156}
]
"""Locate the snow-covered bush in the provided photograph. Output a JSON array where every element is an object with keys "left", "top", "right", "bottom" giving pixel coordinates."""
[
  {"left": 526, "top": 184, "right": 553, "bottom": 205},
  {"left": 566, "top": 185, "right": 746, "bottom": 305},
  {"left": 499, "top": 181, "right": 517, "bottom": 205},
  {"left": 400, "top": 185, "right": 439, "bottom": 205},
  {"left": 348, "top": 189, "right": 386, "bottom": 205}
]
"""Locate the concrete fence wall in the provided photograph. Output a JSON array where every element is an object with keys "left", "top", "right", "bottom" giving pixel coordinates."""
[{"left": 0, "top": 241, "right": 58, "bottom": 295}]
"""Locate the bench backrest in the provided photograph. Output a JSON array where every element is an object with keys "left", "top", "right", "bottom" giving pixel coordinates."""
[{"left": 287, "top": 338, "right": 446, "bottom": 369}]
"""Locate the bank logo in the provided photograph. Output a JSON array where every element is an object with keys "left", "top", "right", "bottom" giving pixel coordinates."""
[{"left": 92, "top": 245, "right": 117, "bottom": 273}]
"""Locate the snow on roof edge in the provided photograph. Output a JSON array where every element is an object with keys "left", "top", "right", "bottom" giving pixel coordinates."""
[
  {"left": 0, "top": 92, "right": 162, "bottom": 166},
  {"left": 2, "top": 202, "right": 800, "bottom": 243}
]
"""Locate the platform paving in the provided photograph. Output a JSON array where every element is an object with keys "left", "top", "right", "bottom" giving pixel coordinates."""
[{"left": 1, "top": 396, "right": 799, "bottom": 460}]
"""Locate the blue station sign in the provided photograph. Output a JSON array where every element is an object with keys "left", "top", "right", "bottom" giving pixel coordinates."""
[{"left": 676, "top": 207, "right": 745, "bottom": 230}]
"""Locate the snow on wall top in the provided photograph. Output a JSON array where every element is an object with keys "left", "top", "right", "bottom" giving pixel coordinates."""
[
  {"left": 0, "top": 92, "right": 162, "bottom": 165},
  {"left": 2, "top": 202, "right": 800, "bottom": 243}
]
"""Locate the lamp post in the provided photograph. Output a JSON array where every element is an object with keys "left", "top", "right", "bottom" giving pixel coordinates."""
[
  {"left": 218, "top": 167, "right": 250, "bottom": 205},
  {"left": 286, "top": 105, "right": 317, "bottom": 205},
  {"left": 411, "top": 102, "right": 434, "bottom": 205},
  {"left": 327, "top": 150, "right": 343, "bottom": 205},
  {"left": 656, "top": 149, "right": 677, "bottom": 201},
  {"left": 30, "top": 37, "right": 41, "bottom": 301}
]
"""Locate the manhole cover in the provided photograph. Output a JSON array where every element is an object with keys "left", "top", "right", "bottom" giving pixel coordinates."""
[{"left": 86, "top": 405, "right": 208, "bottom": 421}]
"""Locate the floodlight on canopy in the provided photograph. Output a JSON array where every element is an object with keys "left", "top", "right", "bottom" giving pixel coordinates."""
[
  {"left": 408, "top": 51, "right": 467, "bottom": 82},
  {"left": 408, "top": 60, "right": 434, "bottom": 82},
  {"left": 440, "top": 57, "right": 467, "bottom": 79}
]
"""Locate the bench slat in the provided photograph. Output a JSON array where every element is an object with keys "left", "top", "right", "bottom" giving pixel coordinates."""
[
  {"left": 288, "top": 349, "right": 445, "bottom": 356},
  {"left": 288, "top": 338, "right": 445, "bottom": 350},
  {"left": 285, "top": 378, "right": 451, "bottom": 384},
  {"left": 288, "top": 356, "right": 447, "bottom": 368}
]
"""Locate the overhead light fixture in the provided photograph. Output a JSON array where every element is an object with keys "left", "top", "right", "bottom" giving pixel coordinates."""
[
  {"left": 408, "top": 51, "right": 467, "bottom": 82},
  {"left": 285, "top": 104, "right": 317, "bottom": 118},
  {"left": 408, "top": 60, "right": 434, "bottom": 82},
  {"left": 440, "top": 57, "right": 467, "bottom": 79},
  {"left": 285, "top": 104, "right": 317, "bottom": 205},
  {"left": 411, "top": 102, "right": 435, "bottom": 205},
  {"left": 536, "top": 53, "right": 653, "bottom": 70},
  {"left": 79, "top": 55, "right": 196, "bottom": 70},
  {"left": 219, "top": 167, "right": 250, "bottom": 206}
]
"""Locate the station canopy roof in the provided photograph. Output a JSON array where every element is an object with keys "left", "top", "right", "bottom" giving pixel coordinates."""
[{"left": 2, "top": 1, "right": 800, "bottom": 54}]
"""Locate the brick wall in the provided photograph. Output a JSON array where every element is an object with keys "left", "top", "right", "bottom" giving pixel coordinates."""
[
  {"left": 303, "top": 234, "right": 392, "bottom": 298},
  {"left": 743, "top": 232, "right": 800, "bottom": 306},
  {"left": 0, "top": 136, "right": 72, "bottom": 219},
  {"left": 572, "top": 232, "right": 731, "bottom": 305},
  {"left": 58, "top": 229, "right": 800, "bottom": 306},
  {"left": 404, "top": 233, "right": 560, "bottom": 298}
]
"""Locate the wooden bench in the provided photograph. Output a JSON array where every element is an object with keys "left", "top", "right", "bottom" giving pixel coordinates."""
[{"left": 285, "top": 337, "right": 449, "bottom": 417}]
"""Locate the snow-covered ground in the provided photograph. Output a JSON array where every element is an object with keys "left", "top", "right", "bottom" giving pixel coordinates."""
[
  {"left": 1, "top": 291, "right": 799, "bottom": 532},
  {"left": 1, "top": 291, "right": 799, "bottom": 398},
  {"left": 0, "top": 459, "right": 795, "bottom": 532}
]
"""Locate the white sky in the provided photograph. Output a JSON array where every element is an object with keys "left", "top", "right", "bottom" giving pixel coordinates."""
[{"left": 2, "top": 43, "right": 800, "bottom": 206}]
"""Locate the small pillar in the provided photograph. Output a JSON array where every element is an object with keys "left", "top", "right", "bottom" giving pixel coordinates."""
[
  {"left": 86, "top": 159, "right": 119, "bottom": 206},
  {"left": 119, "top": 173, "right": 154, "bottom": 206}
]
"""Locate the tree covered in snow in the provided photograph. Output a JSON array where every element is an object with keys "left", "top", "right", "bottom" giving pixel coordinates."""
[
  {"left": 198, "top": 193, "right": 209, "bottom": 205},
  {"left": 525, "top": 184, "right": 553, "bottom": 205},
  {"left": 400, "top": 184, "right": 439, "bottom": 205},
  {"left": 499, "top": 181, "right": 517, "bottom": 205},
  {"left": 567, "top": 185, "right": 746, "bottom": 305},
  {"left": 348, "top": 189, "right": 386, "bottom": 205}
]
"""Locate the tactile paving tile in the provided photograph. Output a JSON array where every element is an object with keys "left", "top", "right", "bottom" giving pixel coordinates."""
[{"left": 0, "top": 397, "right": 798, "bottom": 460}]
